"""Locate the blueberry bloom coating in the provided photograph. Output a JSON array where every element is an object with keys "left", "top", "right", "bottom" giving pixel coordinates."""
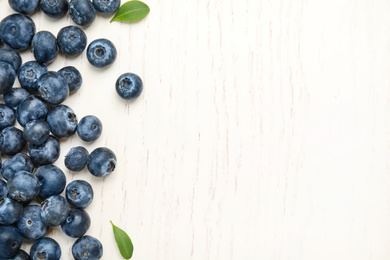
[
  {"left": 23, "top": 119, "right": 50, "bottom": 145},
  {"left": 37, "top": 71, "right": 69, "bottom": 105},
  {"left": 0, "top": 46, "right": 22, "bottom": 72},
  {"left": 40, "top": 195, "right": 70, "bottom": 226},
  {"left": 0, "top": 61, "right": 16, "bottom": 95},
  {"left": 28, "top": 136, "right": 60, "bottom": 165},
  {"left": 9, "top": 0, "right": 40, "bottom": 15},
  {"left": 0, "top": 14, "right": 36, "bottom": 51},
  {"left": 57, "top": 26, "right": 87, "bottom": 56},
  {"left": 69, "top": 0, "right": 96, "bottom": 26},
  {"left": 87, "top": 147, "right": 116, "bottom": 177},
  {"left": 3, "top": 88, "right": 30, "bottom": 110},
  {"left": 16, "top": 205, "right": 48, "bottom": 240},
  {"left": 0, "top": 226, "right": 23, "bottom": 259},
  {"left": 86, "top": 39, "right": 117, "bottom": 68},
  {"left": 18, "top": 61, "right": 48, "bottom": 93},
  {"left": 72, "top": 235, "right": 103, "bottom": 260},
  {"left": 0, "top": 127, "right": 26, "bottom": 156},
  {"left": 66, "top": 180, "right": 93, "bottom": 208},
  {"left": 0, "top": 198, "right": 23, "bottom": 225},
  {"left": 30, "top": 237, "right": 61, "bottom": 260},
  {"left": 61, "top": 208, "right": 91, "bottom": 238},
  {"left": 93, "top": 0, "right": 120, "bottom": 14},
  {"left": 58, "top": 66, "right": 83, "bottom": 93},
  {"left": 46, "top": 105, "right": 77, "bottom": 138},
  {"left": 1, "top": 249, "right": 30, "bottom": 260},
  {"left": 7, "top": 171, "right": 40, "bottom": 203},
  {"left": 116, "top": 72, "right": 143, "bottom": 100},
  {"left": 77, "top": 115, "right": 102, "bottom": 142},
  {"left": 16, "top": 95, "right": 49, "bottom": 127},
  {"left": 35, "top": 165, "right": 66, "bottom": 199},
  {"left": 31, "top": 31, "right": 58, "bottom": 64},
  {"left": 0, "top": 104, "right": 16, "bottom": 131},
  {"left": 65, "top": 146, "right": 89, "bottom": 171},
  {"left": 1, "top": 153, "right": 34, "bottom": 181},
  {"left": 40, "top": 0, "right": 69, "bottom": 18},
  {"left": 0, "top": 180, "right": 7, "bottom": 199}
]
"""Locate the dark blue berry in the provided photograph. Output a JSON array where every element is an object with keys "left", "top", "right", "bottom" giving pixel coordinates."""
[
  {"left": 0, "top": 104, "right": 16, "bottom": 131},
  {"left": 86, "top": 38, "right": 117, "bottom": 68},
  {"left": 0, "top": 198, "right": 23, "bottom": 225},
  {"left": 0, "top": 61, "right": 16, "bottom": 95},
  {"left": 1, "top": 249, "right": 30, "bottom": 260},
  {"left": 58, "top": 66, "right": 83, "bottom": 93},
  {"left": 65, "top": 180, "right": 93, "bottom": 208},
  {"left": 0, "top": 46, "right": 22, "bottom": 72},
  {"left": 31, "top": 31, "right": 58, "bottom": 64},
  {"left": 9, "top": 0, "right": 40, "bottom": 15},
  {"left": 7, "top": 171, "right": 40, "bottom": 203},
  {"left": 35, "top": 164, "right": 66, "bottom": 199},
  {"left": 40, "top": 0, "right": 69, "bottom": 18},
  {"left": 77, "top": 115, "right": 102, "bottom": 142},
  {"left": 87, "top": 147, "right": 116, "bottom": 177},
  {"left": 3, "top": 88, "right": 30, "bottom": 110},
  {"left": 46, "top": 105, "right": 77, "bottom": 138},
  {"left": 0, "top": 226, "right": 23, "bottom": 259},
  {"left": 30, "top": 237, "right": 61, "bottom": 260},
  {"left": 16, "top": 205, "right": 48, "bottom": 240},
  {"left": 72, "top": 235, "right": 103, "bottom": 260},
  {"left": 69, "top": 0, "right": 96, "bottom": 26},
  {"left": 0, "top": 14, "right": 36, "bottom": 51},
  {"left": 40, "top": 195, "right": 70, "bottom": 226},
  {"left": 18, "top": 61, "right": 48, "bottom": 93},
  {"left": 0, "top": 127, "right": 26, "bottom": 156},
  {"left": 23, "top": 119, "right": 50, "bottom": 145},
  {"left": 61, "top": 208, "right": 91, "bottom": 238},
  {"left": 65, "top": 146, "right": 89, "bottom": 171},
  {"left": 37, "top": 72, "right": 69, "bottom": 105},
  {"left": 93, "top": 0, "right": 120, "bottom": 14},
  {"left": 0, "top": 180, "right": 7, "bottom": 199},
  {"left": 116, "top": 72, "right": 143, "bottom": 100},
  {"left": 1, "top": 153, "right": 34, "bottom": 181},
  {"left": 16, "top": 95, "right": 49, "bottom": 127},
  {"left": 28, "top": 135, "right": 60, "bottom": 165},
  {"left": 57, "top": 26, "right": 87, "bottom": 56}
]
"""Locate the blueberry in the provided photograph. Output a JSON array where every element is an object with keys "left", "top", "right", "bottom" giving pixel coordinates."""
[
  {"left": 69, "top": 0, "right": 96, "bottom": 26},
  {"left": 18, "top": 61, "right": 48, "bottom": 93},
  {"left": 16, "top": 205, "right": 48, "bottom": 240},
  {"left": 116, "top": 72, "right": 143, "bottom": 100},
  {"left": 3, "top": 88, "right": 30, "bottom": 110},
  {"left": 0, "top": 14, "right": 36, "bottom": 51},
  {"left": 1, "top": 249, "right": 30, "bottom": 260},
  {"left": 23, "top": 120, "right": 50, "bottom": 145},
  {"left": 37, "top": 72, "right": 69, "bottom": 105},
  {"left": 72, "top": 235, "right": 103, "bottom": 260},
  {"left": 86, "top": 38, "right": 117, "bottom": 68},
  {"left": 0, "top": 61, "right": 16, "bottom": 95},
  {"left": 0, "top": 226, "right": 23, "bottom": 259},
  {"left": 30, "top": 237, "right": 61, "bottom": 260},
  {"left": 61, "top": 208, "right": 91, "bottom": 238},
  {"left": 93, "top": 0, "right": 120, "bottom": 14},
  {"left": 0, "top": 180, "right": 7, "bottom": 199},
  {"left": 28, "top": 135, "right": 60, "bottom": 165},
  {"left": 16, "top": 95, "right": 49, "bottom": 127},
  {"left": 40, "top": 195, "right": 70, "bottom": 226},
  {"left": 0, "top": 198, "right": 23, "bottom": 225},
  {"left": 0, "top": 104, "right": 16, "bottom": 131},
  {"left": 40, "top": 0, "right": 69, "bottom": 18},
  {"left": 46, "top": 105, "right": 77, "bottom": 138},
  {"left": 1, "top": 153, "right": 34, "bottom": 181},
  {"left": 0, "top": 46, "right": 22, "bottom": 72},
  {"left": 65, "top": 180, "right": 94, "bottom": 208},
  {"left": 87, "top": 147, "right": 116, "bottom": 177},
  {"left": 65, "top": 146, "right": 89, "bottom": 171},
  {"left": 35, "top": 165, "right": 66, "bottom": 199},
  {"left": 57, "top": 26, "right": 87, "bottom": 56},
  {"left": 58, "top": 66, "right": 83, "bottom": 93},
  {"left": 0, "top": 127, "right": 26, "bottom": 156},
  {"left": 9, "top": 0, "right": 40, "bottom": 15},
  {"left": 77, "top": 115, "right": 102, "bottom": 142},
  {"left": 31, "top": 31, "right": 58, "bottom": 64},
  {"left": 7, "top": 171, "right": 40, "bottom": 203}
]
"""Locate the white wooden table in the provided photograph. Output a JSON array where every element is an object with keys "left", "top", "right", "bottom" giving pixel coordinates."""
[{"left": 1, "top": 0, "right": 390, "bottom": 259}]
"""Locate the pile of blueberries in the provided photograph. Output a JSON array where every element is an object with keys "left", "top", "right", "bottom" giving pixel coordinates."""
[{"left": 0, "top": 0, "right": 144, "bottom": 259}]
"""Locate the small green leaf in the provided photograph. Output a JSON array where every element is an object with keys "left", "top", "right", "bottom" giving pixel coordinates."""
[
  {"left": 110, "top": 0, "right": 150, "bottom": 23},
  {"left": 110, "top": 221, "right": 134, "bottom": 259}
]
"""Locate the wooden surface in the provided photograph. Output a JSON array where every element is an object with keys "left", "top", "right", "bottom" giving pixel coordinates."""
[{"left": 1, "top": 0, "right": 390, "bottom": 259}]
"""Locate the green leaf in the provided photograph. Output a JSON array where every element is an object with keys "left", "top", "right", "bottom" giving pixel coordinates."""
[
  {"left": 110, "top": 221, "right": 134, "bottom": 259},
  {"left": 110, "top": 0, "right": 150, "bottom": 23}
]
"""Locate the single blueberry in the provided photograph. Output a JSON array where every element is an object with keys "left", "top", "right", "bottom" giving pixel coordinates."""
[
  {"left": 7, "top": 171, "right": 40, "bottom": 203},
  {"left": 116, "top": 72, "right": 143, "bottom": 100},
  {"left": 16, "top": 95, "right": 49, "bottom": 127},
  {"left": 0, "top": 61, "right": 16, "bottom": 95},
  {"left": 65, "top": 146, "right": 89, "bottom": 171},
  {"left": 0, "top": 226, "right": 23, "bottom": 259},
  {"left": 23, "top": 120, "right": 50, "bottom": 145},
  {"left": 0, "top": 180, "right": 7, "bottom": 199},
  {"left": 69, "top": 0, "right": 96, "bottom": 26},
  {"left": 46, "top": 105, "right": 77, "bottom": 138},
  {"left": 65, "top": 180, "right": 94, "bottom": 208},
  {"left": 37, "top": 71, "right": 69, "bottom": 105},
  {"left": 30, "top": 237, "right": 61, "bottom": 260},
  {"left": 3, "top": 88, "right": 30, "bottom": 110},
  {"left": 0, "top": 198, "right": 23, "bottom": 225},
  {"left": 58, "top": 66, "right": 83, "bottom": 93},
  {"left": 9, "top": 0, "right": 40, "bottom": 15},
  {"left": 0, "top": 104, "right": 16, "bottom": 131},
  {"left": 40, "top": 195, "right": 70, "bottom": 226},
  {"left": 28, "top": 135, "right": 60, "bottom": 165},
  {"left": 0, "top": 249, "right": 30, "bottom": 260},
  {"left": 77, "top": 115, "right": 102, "bottom": 142},
  {"left": 35, "top": 165, "right": 66, "bottom": 199},
  {"left": 1, "top": 153, "right": 34, "bottom": 181},
  {"left": 61, "top": 208, "right": 91, "bottom": 238},
  {"left": 0, "top": 14, "right": 36, "bottom": 51},
  {"left": 16, "top": 205, "right": 48, "bottom": 240},
  {"left": 40, "top": 0, "right": 69, "bottom": 18},
  {"left": 0, "top": 126, "right": 26, "bottom": 156},
  {"left": 0, "top": 46, "right": 22, "bottom": 72},
  {"left": 87, "top": 147, "right": 116, "bottom": 177},
  {"left": 93, "top": 0, "right": 120, "bottom": 14},
  {"left": 31, "top": 31, "right": 58, "bottom": 64},
  {"left": 18, "top": 61, "right": 48, "bottom": 93},
  {"left": 57, "top": 26, "right": 87, "bottom": 56},
  {"left": 72, "top": 235, "right": 103, "bottom": 260},
  {"left": 86, "top": 38, "right": 117, "bottom": 68}
]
